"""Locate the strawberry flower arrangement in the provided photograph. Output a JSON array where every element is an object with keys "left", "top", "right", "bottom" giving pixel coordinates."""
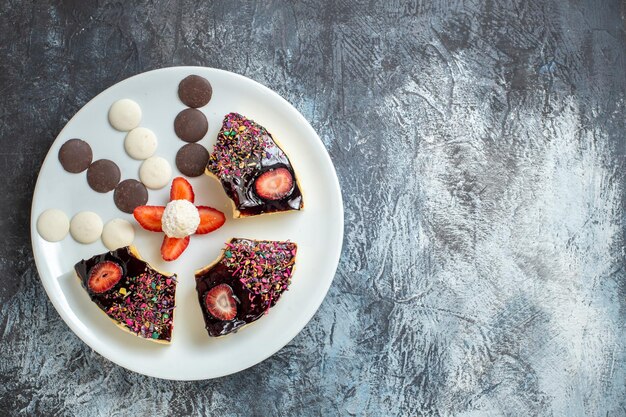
[{"left": 133, "top": 177, "right": 225, "bottom": 261}]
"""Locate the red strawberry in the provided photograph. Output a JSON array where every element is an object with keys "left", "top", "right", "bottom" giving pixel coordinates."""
[
  {"left": 195, "top": 206, "right": 226, "bottom": 234},
  {"left": 88, "top": 261, "right": 123, "bottom": 293},
  {"left": 161, "top": 235, "right": 190, "bottom": 261},
  {"left": 170, "top": 177, "right": 195, "bottom": 202},
  {"left": 133, "top": 206, "right": 165, "bottom": 232},
  {"left": 204, "top": 284, "right": 237, "bottom": 321},
  {"left": 254, "top": 167, "right": 294, "bottom": 201}
]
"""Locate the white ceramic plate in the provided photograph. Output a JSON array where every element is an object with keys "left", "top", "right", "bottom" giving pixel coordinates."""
[{"left": 30, "top": 67, "right": 343, "bottom": 380}]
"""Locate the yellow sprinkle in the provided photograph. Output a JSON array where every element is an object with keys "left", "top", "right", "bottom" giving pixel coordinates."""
[
  {"left": 239, "top": 126, "right": 245, "bottom": 131},
  {"left": 119, "top": 288, "right": 127, "bottom": 295}
]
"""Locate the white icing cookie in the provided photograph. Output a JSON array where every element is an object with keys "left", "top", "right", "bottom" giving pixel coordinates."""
[
  {"left": 139, "top": 156, "right": 172, "bottom": 189},
  {"left": 102, "top": 218, "right": 135, "bottom": 250},
  {"left": 37, "top": 209, "right": 69, "bottom": 242},
  {"left": 70, "top": 211, "right": 103, "bottom": 244},
  {"left": 108, "top": 99, "right": 142, "bottom": 131},
  {"left": 124, "top": 127, "right": 157, "bottom": 160}
]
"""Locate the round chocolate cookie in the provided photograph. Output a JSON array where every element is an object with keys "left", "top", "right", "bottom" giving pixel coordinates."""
[
  {"left": 114, "top": 179, "right": 148, "bottom": 213},
  {"left": 58, "top": 139, "right": 93, "bottom": 173},
  {"left": 178, "top": 75, "right": 212, "bottom": 108},
  {"left": 174, "top": 108, "right": 208, "bottom": 142},
  {"left": 176, "top": 143, "right": 210, "bottom": 177},
  {"left": 86, "top": 159, "right": 120, "bottom": 193}
]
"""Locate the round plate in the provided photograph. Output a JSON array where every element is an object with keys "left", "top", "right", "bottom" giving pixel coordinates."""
[{"left": 30, "top": 67, "right": 343, "bottom": 380}]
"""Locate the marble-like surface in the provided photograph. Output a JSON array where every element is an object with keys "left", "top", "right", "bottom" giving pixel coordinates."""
[{"left": 1, "top": 1, "right": 625, "bottom": 415}]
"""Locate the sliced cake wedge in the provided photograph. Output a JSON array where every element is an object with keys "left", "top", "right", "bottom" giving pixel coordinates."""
[
  {"left": 206, "top": 112, "right": 303, "bottom": 217},
  {"left": 74, "top": 246, "right": 177, "bottom": 343},
  {"left": 195, "top": 238, "right": 297, "bottom": 337}
]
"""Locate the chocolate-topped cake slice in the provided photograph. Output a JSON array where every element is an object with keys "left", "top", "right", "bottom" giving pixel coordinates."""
[
  {"left": 206, "top": 113, "right": 303, "bottom": 217},
  {"left": 74, "top": 246, "right": 177, "bottom": 343},
  {"left": 195, "top": 238, "right": 297, "bottom": 337}
]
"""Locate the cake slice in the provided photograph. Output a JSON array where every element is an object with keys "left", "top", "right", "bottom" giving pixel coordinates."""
[
  {"left": 195, "top": 238, "right": 297, "bottom": 337},
  {"left": 206, "top": 112, "right": 303, "bottom": 217},
  {"left": 74, "top": 246, "right": 177, "bottom": 343}
]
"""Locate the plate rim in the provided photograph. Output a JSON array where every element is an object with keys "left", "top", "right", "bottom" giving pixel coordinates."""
[{"left": 29, "top": 66, "right": 344, "bottom": 380}]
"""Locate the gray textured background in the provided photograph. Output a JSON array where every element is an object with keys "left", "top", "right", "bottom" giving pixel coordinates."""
[{"left": 1, "top": 0, "right": 625, "bottom": 416}]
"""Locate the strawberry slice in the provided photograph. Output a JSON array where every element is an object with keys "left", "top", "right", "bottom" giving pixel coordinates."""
[
  {"left": 170, "top": 177, "right": 195, "bottom": 202},
  {"left": 204, "top": 284, "right": 237, "bottom": 321},
  {"left": 161, "top": 235, "right": 190, "bottom": 261},
  {"left": 88, "top": 261, "right": 123, "bottom": 293},
  {"left": 254, "top": 167, "right": 294, "bottom": 201},
  {"left": 195, "top": 206, "right": 226, "bottom": 234},
  {"left": 133, "top": 206, "right": 165, "bottom": 232}
]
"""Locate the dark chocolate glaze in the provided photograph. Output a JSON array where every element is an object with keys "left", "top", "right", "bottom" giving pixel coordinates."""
[
  {"left": 74, "top": 247, "right": 176, "bottom": 341},
  {"left": 195, "top": 262, "right": 268, "bottom": 336},
  {"left": 225, "top": 163, "right": 303, "bottom": 217}
]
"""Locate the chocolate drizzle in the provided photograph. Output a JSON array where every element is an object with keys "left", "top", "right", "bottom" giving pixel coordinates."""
[{"left": 207, "top": 113, "right": 303, "bottom": 216}]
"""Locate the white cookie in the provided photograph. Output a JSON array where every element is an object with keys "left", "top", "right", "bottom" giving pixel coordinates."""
[
  {"left": 70, "top": 211, "right": 103, "bottom": 244},
  {"left": 108, "top": 99, "right": 142, "bottom": 131},
  {"left": 139, "top": 156, "right": 172, "bottom": 189},
  {"left": 124, "top": 127, "right": 157, "bottom": 159},
  {"left": 37, "top": 209, "right": 69, "bottom": 242},
  {"left": 102, "top": 218, "right": 135, "bottom": 250}
]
